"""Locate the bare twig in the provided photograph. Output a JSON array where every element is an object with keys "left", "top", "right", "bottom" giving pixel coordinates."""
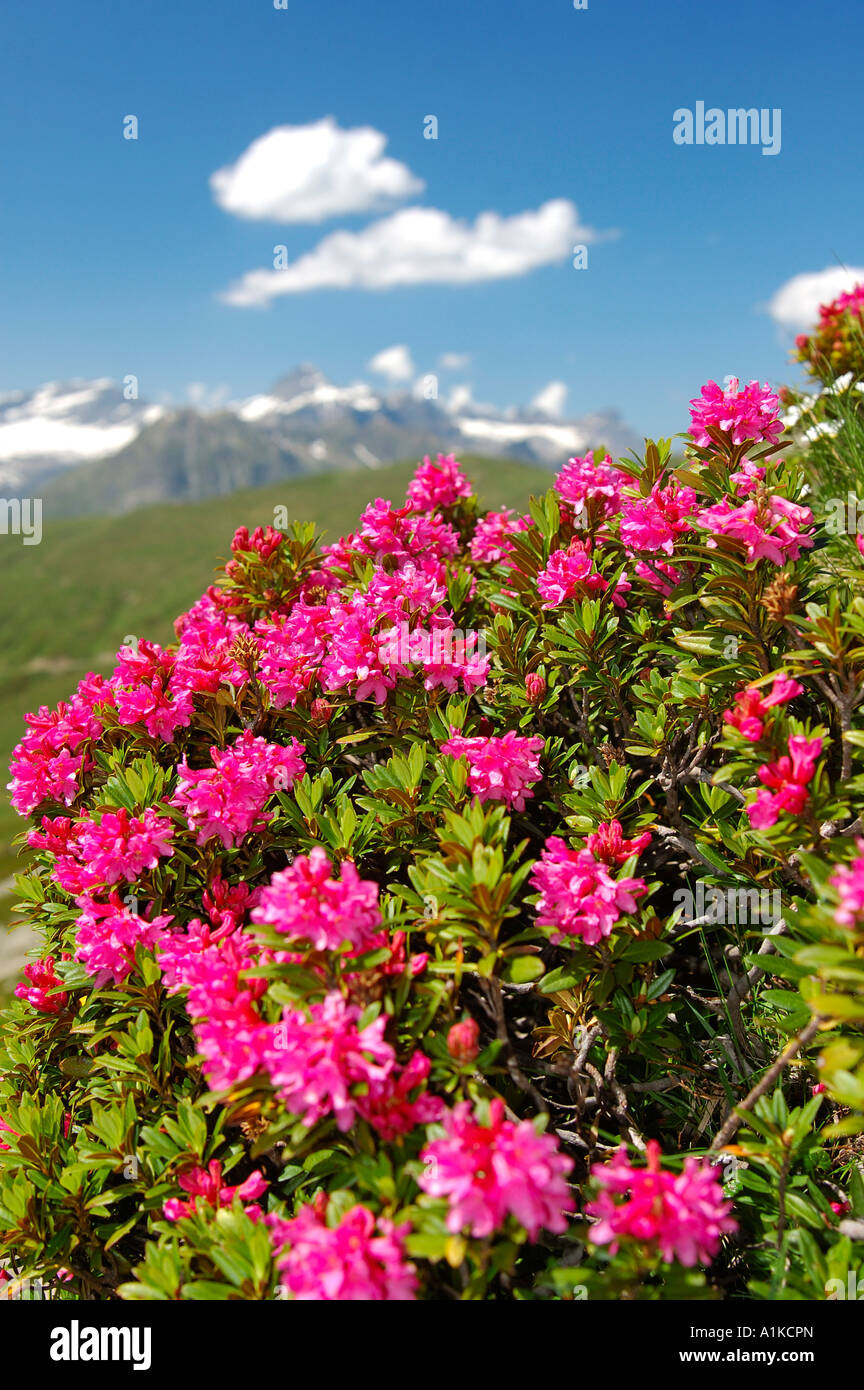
[{"left": 709, "top": 1015, "right": 822, "bottom": 1151}]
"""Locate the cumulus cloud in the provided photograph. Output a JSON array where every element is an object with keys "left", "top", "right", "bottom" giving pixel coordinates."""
[
  {"left": 368, "top": 345, "right": 415, "bottom": 382},
  {"left": 530, "top": 380, "right": 568, "bottom": 418},
  {"left": 210, "top": 117, "right": 424, "bottom": 224},
  {"left": 439, "top": 352, "right": 471, "bottom": 370},
  {"left": 219, "top": 200, "right": 610, "bottom": 306},
  {"left": 766, "top": 266, "right": 864, "bottom": 331}
]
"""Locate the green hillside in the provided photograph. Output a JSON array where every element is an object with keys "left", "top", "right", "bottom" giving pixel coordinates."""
[{"left": 0, "top": 455, "right": 547, "bottom": 977}]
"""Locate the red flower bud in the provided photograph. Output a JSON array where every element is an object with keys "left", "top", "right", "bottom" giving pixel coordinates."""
[
  {"left": 311, "top": 699, "right": 334, "bottom": 727},
  {"left": 525, "top": 673, "right": 546, "bottom": 704},
  {"left": 447, "top": 1018, "right": 479, "bottom": 1064}
]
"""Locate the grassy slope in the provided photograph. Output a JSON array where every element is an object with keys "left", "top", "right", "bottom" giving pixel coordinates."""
[{"left": 0, "top": 456, "right": 546, "bottom": 970}]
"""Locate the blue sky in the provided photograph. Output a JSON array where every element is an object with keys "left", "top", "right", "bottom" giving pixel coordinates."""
[{"left": 1, "top": 0, "right": 862, "bottom": 437}]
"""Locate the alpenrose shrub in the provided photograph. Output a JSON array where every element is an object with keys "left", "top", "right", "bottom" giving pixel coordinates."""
[
  {"left": 795, "top": 283, "right": 864, "bottom": 384},
  {"left": 2, "top": 377, "right": 864, "bottom": 1303}
]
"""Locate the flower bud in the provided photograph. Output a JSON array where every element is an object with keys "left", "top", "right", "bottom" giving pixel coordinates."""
[
  {"left": 447, "top": 1018, "right": 479, "bottom": 1064},
  {"left": 525, "top": 673, "right": 546, "bottom": 704},
  {"left": 311, "top": 698, "right": 334, "bottom": 727}
]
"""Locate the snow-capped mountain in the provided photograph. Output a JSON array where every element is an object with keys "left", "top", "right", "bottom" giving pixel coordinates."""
[
  {"left": 0, "top": 380, "right": 164, "bottom": 489},
  {"left": 2, "top": 369, "right": 642, "bottom": 516}
]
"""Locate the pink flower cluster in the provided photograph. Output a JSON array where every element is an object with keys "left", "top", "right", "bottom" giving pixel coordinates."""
[
  {"left": 171, "top": 730, "right": 306, "bottom": 848},
  {"left": 268, "top": 1200, "right": 417, "bottom": 1301},
  {"left": 537, "top": 540, "right": 608, "bottom": 608},
  {"left": 405, "top": 453, "right": 472, "bottom": 512},
  {"left": 531, "top": 835, "right": 647, "bottom": 945},
  {"left": 586, "top": 819, "right": 652, "bottom": 865},
  {"left": 230, "top": 524, "right": 283, "bottom": 560},
  {"left": 159, "top": 856, "right": 440, "bottom": 1138},
  {"left": 251, "top": 848, "right": 381, "bottom": 951},
  {"left": 75, "top": 893, "right": 174, "bottom": 987},
  {"left": 15, "top": 956, "right": 69, "bottom": 1014},
  {"left": 689, "top": 378, "right": 783, "bottom": 449},
  {"left": 470, "top": 508, "right": 530, "bottom": 564},
  {"left": 830, "top": 840, "right": 864, "bottom": 929},
  {"left": 619, "top": 482, "right": 697, "bottom": 555},
  {"left": 695, "top": 495, "right": 813, "bottom": 565},
  {"left": 351, "top": 498, "right": 459, "bottom": 565},
  {"left": 746, "top": 735, "right": 822, "bottom": 830},
  {"left": 163, "top": 1161, "right": 268, "bottom": 1223},
  {"left": 112, "top": 639, "right": 194, "bottom": 743},
  {"left": 723, "top": 673, "right": 803, "bottom": 741},
  {"left": 419, "top": 1099, "right": 573, "bottom": 1239},
  {"left": 29, "top": 805, "right": 174, "bottom": 897},
  {"left": 7, "top": 672, "right": 113, "bottom": 815},
  {"left": 586, "top": 1140, "right": 737, "bottom": 1267},
  {"left": 555, "top": 450, "right": 628, "bottom": 517},
  {"left": 441, "top": 730, "right": 544, "bottom": 810}
]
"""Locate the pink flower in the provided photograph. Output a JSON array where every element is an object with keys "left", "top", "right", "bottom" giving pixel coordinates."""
[
  {"left": 586, "top": 820, "right": 652, "bottom": 866},
  {"left": 406, "top": 453, "right": 472, "bottom": 512},
  {"left": 586, "top": 1140, "right": 737, "bottom": 1267},
  {"left": 536, "top": 540, "right": 595, "bottom": 607},
  {"left": 689, "top": 378, "right": 783, "bottom": 449},
  {"left": 7, "top": 672, "right": 114, "bottom": 814},
  {"left": 619, "top": 482, "right": 697, "bottom": 556},
  {"left": 201, "top": 876, "right": 259, "bottom": 933},
  {"left": 268, "top": 1201, "right": 417, "bottom": 1301},
  {"left": 419, "top": 1099, "right": 574, "bottom": 1239},
  {"left": 356, "top": 1051, "right": 444, "bottom": 1140},
  {"left": 163, "top": 1161, "right": 268, "bottom": 1222},
  {"left": 531, "top": 837, "right": 646, "bottom": 945},
  {"left": 695, "top": 495, "right": 813, "bottom": 565},
  {"left": 441, "top": 730, "right": 544, "bottom": 811},
  {"left": 263, "top": 992, "right": 395, "bottom": 1131},
  {"left": 75, "top": 893, "right": 174, "bottom": 987},
  {"left": 405, "top": 624, "right": 490, "bottom": 696},
  {"left": 113, "top": 672, "right": 194, "bottom": 743},
  {"left": 830, "top": 839, "right": 864, "bottom": 928},
  {"left": 525, "top": 673, "right": 546, "bottom": 704},
  {"left": 231, "top": 524, "right": 283, "bottom": 560},
  {"left": 0, "top": 1117, "right": 18, "bottom": 1152},
  {"left": 729, "top": 459, "right": 766, "bottom": 494},
  {"left": 354, "top": 498, "right": 459, "bottom": 564},
  {"left": 256, "top": 603, "right": 329, "bottom": 709},
  {"left": 470, "top": 509, "right": 531, "bottom": 564},
  {"left": 171, "top": 730, "right": 305, "bottom": 847},
  {"left": 634, "top": 558, "right": 682, "bottom": 596},
  {"left": 447, "top": 1018, "right": 480, "bottom": 1063},
  {"left": 723, "top": 673, "right": 803, "bottom": 742},
  {"left": 251, "top": 848, "right": 381, "bottom": 951},
  {"left": 74, "top": 806, "right": 174, "bottom": 889},
  {"left": 14, "top": 956, "right": 69, "bottom": 1014},
  {"left": 746, "top": 735, "right": 822, "bottom": 830},
  {"left": 555, "top": 450, "right": 628, "bottom": 517}
]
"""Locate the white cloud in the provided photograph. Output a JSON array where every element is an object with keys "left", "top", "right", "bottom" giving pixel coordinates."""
[
  {"left": 186, "top": 382, "right": 231, "bottom": 410},
  {"left": 439, "top": 351, "right": 471, "bottom": 370},
  {"left": 767, "top": 266, "right": 864, "bottom": 330},
  {"left": 220, "top": 199, "right": 610, "bottom": 306},
  {"left": 445, "top": 384, "right": 474, "bottom": 414},
  {"left": 210, "top": 117, "right": 424, "bottom": 224},
  {"left": 530, "top": 380, "right": 568, "bottom": 418},
  {"left": 368, "top": 344, "right": 415, "bottom": 382}
]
